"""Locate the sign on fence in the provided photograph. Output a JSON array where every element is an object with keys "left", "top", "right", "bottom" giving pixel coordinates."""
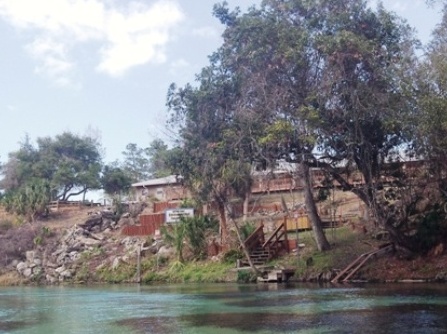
[{"left": 165, "top": 208, "right": 194, "bottom": 223}]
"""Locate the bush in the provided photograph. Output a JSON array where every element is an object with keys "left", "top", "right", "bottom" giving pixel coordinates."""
[
  {"left": 222, "top": 249, "right": 244, "bottom": 263},
  {"left": 413, "top": 208, "right": 447, "bottom": 253},
  {"left": 162, "top": 215, "right": 219, "bottom": 262},
  {"left": 240, "top": 221, "right": 257, "bottom": 240},
  {"left": 237, "top": 270, "right": 257, "bottom": 283}
]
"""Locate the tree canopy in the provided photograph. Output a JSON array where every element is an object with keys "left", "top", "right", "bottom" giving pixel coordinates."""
[
  {"left": 0, "top": 132, "right": 103, "bottom": 201},
  {"left": 166, "top": 0, "right": 447, "bottom": 254}
]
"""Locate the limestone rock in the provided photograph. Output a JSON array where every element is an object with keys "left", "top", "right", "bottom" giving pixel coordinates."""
[
  {"left": 112, "top": 257, "right": 120, "bottom": 270},
  {"left": 26, "top": 251, "right": 36, "bottom": 263},
  {"left": 157, "top": 246, "right": 175, "bottom": 259},
  {"left": 16, "top": 262, "right": 27, "bottom": 273},
  {"left": 60, "top": 270, "right": 72, "bottom": 279},
  {"left": 23, "top": 268, "right": 33, "bottom": 278}
]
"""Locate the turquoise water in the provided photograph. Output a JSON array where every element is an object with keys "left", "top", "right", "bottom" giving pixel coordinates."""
[{"left": 1, "top": 283, "right": 447, "bottom": 333}]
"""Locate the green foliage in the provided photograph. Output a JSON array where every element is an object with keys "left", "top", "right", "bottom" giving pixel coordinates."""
[
  {"left": 259, "top": 120, "right": 294, "bottom": 146},
  {"left": 0, "top": 132, "right": 103, "bottom": 201},
  {"left": 239, "top": 222, "right": 257, "bottom": 240},
  {"left": 33, "top": 236, "right": 42, "bottom": 246},
  {"left": 101, "top": 164, "right": 132, "bottom": 196},
  {"left": 236, "top": 270, "right": 257, "bottom": 283},
  {"left": 121, "top": 143, "right": 151, "bottom": 182},
  {"left": 222, "top": 249, "right": 244, "bottom": 263},
  {"left": 147, "top": 139, "right": 172, "bottom": 178},
  {"left": 74, "top": 263, "right": 92, "bottom": 283},
  {"left": 183, "top": 217, "right": 207, "bottom": 260},
  {"left": 33, "top": 226, "right": 52, "bottom": 246},
  {"left": 411, "top": 207, "right": 447, "bottom": 253},
  {"left": 96, "top": 262, "right": 137, "bottom": 283},
  {"left": 179, "top": 198, "right": 197, "bottom": 209},
  {"left": 202, "top": 215, "right": 219, "bottom": 232},
  {"left": 2, "top": 179, "right": 51, "bottom": 222},
  {"left": 161, "top": 222, "right": 186, "bottom": 263},
  {"left": 120, "top": 139, "right": 174, "bottom": 182},
  {"left": 168, "top": 260, "right": 185, "bottom": 274},
  {"left": 154, "top": 0, "right": 447, "bottom": 256},
  {"left": 161, "top": 215, "right": 216, "bottom": 261},
  {"left": 142, "top": 260, "right": 234, "bottom": 283}
]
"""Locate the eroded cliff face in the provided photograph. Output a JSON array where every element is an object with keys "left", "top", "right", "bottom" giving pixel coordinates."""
[{"left": 0, "top": 207, "right": 152, "bottom": 284}]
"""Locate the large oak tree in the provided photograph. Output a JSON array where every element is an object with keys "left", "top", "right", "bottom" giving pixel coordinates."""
[{"left": 0, "top": 132, "right": 103, "bottom": 201}]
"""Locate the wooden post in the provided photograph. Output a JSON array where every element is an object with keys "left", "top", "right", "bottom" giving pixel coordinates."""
[{"left": 136, "top": 244, "right": 141, "bottom": 283}]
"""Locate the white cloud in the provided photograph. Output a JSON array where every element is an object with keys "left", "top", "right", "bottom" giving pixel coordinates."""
[
  {"left": 26, "top": 37, "right": 75, "bottom": 86},
  {"left": 0, "top": 0, "right": 184, "bottom": 82},
  {"left": 98, "top": 1, "right": 183, "bottom": 76}
]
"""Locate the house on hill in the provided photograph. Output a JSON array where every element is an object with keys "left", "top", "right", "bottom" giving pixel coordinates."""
[{"left": 132, "top": 175, "right": 188, "bottom": 202}]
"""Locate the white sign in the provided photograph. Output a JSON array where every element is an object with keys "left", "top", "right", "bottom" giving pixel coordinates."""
[{"left": 165, "top": 208, "right": 194, "bottom": 223}]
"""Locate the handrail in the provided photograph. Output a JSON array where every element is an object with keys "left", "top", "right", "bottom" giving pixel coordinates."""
[
  {"left": 261, "top": 223, "right": 288, "bottom": 261},
  {"left": 244, "top": 224, "right": 265, "bottom": 253},
  {"left": 240, "top": 221, "right": 290, "bottom": 266},
  {"left": 331, "top": 244, "right": 393, "bottom": 283},
  {"left": 262, "top": 223, "right": 285, "bottom": 248}
]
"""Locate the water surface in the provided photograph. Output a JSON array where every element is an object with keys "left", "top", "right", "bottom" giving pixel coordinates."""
[{"left": 1, "top": 283, "right": 447, "bottom": 333}]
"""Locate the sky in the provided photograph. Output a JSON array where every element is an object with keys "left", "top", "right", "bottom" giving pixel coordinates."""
[{"left": 0, "top": 0, "right": 444, "bottom": 169}]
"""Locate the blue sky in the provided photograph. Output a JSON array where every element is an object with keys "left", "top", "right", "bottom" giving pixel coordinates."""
[{"left": 0, "top": 0, "right": 444, "bottom": 167}]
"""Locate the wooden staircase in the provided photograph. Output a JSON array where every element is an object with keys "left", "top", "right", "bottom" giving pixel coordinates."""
[
  {"left": 331, "top": 244, "right": 393, "bottom": 283},
  {"left": 249, "top": 247, "right": 272, "bottom": 266},
  {"left": 240, "top": 222, "right": 289, "bottom": 267}
]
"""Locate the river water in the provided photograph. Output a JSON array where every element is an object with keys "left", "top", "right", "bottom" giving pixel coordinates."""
[{"left": 1, "top": 283, "right": 447, "bottom": 333}]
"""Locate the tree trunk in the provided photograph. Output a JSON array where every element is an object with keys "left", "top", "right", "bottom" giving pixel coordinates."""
[
  {"left": 229, "top": 215, "right": 260, "bottom": 275},
  {"left": 217, "top": 201, "right": 228, "bottom": 247},
  {"left": 301, "top": 162, "right": 331, "bottom": 251},
  {"left": 242, "top": 191, "right": 250, "bottom": 222}
]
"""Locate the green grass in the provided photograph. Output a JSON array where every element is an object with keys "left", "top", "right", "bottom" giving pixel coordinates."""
[
  {"left": 141, "top": 259, "right": 235, "bottom": 283},
  {"left": 96, "top": 262, "right": 138, "bottom": 283},
  {"left": 272, "top": 226, "right": 378, "bottom": 280}
]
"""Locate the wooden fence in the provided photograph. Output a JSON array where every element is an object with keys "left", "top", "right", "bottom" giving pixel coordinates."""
[
  {"left": 252, "top": 178, "right": 301, "bottom": 194},
  {"left": 121, "top": 213, "right": 165, "bottom": 237},
  {"left": 48, "top": 200, "right": 102, "bottom": 211},
  {"left": 153, "top": 201, "right": 180, "bottom": 213}
]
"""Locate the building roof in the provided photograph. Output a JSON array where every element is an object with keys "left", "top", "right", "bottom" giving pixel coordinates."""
[{"left": 132, "top": 175, "right": 181, "bottom": 187}]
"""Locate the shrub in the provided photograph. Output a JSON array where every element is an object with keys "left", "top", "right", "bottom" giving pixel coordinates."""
[
  {"left": 240, "top": 221, "right": 257, "bottom": 240},
  {"left": 413, "top": 208, "right": 447, "bottom": 253},
  {"left": 237, "top": 270, "right": 257, "bottom": 283},
  {"left": 222, "top": 249, "right": 244, "bottom": 263}
]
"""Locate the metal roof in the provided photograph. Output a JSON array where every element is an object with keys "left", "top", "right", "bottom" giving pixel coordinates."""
[{"left": 131, "top": 175, "right": 180, "bottom": 187}]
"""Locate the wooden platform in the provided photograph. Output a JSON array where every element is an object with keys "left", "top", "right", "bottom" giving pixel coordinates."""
[{"left": 258, "top": 269, "right": 296, "bottom": 283}]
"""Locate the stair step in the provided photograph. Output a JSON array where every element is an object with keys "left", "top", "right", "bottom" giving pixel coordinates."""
[
  {"left": 251, "top": 252, "right": 270, "bottom": 256},
  {"left": 250, "top": 253, "right": 269, "bottom": 258}
]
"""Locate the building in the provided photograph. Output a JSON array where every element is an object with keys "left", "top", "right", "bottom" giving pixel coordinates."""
[{"left": 131, "top": 175, "right": 188, "bottom": 202}]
